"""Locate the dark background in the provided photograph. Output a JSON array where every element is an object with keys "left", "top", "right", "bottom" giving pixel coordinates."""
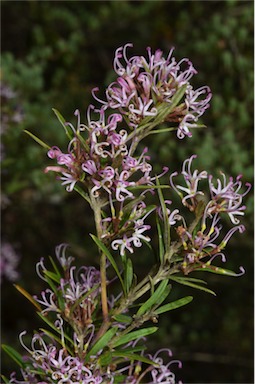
[{"left": 1, "top": 1, "right": 254, "bottom": 383}]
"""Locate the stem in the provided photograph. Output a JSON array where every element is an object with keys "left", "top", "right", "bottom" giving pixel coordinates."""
[{"left": 90, "top": 193, "right": 109, "bottom": 322}]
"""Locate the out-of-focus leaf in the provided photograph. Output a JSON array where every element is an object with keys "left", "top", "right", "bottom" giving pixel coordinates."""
[
  {"left": 98, "top": 351, "right": 112, "bottom": 366},
  {"left": 44, "top": 270, "right": 61, "bottom": 284},
  {"left": 14, "top": 284, "right": 42, "bottom": 311},
  {"left": 24, "top": 130, "right": 51, "bottom": 150},
  {"left": 1, "top": 345, "right": 25, "bottom": 368},
  {"left": 52, "top": 108, "right": 72, "bottom": 140}
]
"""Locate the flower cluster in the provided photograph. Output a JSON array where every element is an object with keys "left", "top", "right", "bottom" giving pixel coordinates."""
[
  {"left": 170, "top": 155, "right": 251, "bottom": 274},
  {"left": 93, "top": 44, "right": 212, "bottom": 138},
  {"left": 46, "top": 110, "right": 160, "bottom": 256},
  {"left": 4, "top": 44, "right": 251, "bottom": 384},
  {"left": 8, "top": 246, "right": 182, "bottom": 384},
  {"left": 34, "top": 245, "right": 101, "bottom": 332},
  {"left": 45, "top": 45, "right": 213, "bottom": 260},
  {"left": 10, "top": 333, "right": 182, "bottom": 384},
  {"left": 10, "top": 332, "right": 105, "bottom": 384}
]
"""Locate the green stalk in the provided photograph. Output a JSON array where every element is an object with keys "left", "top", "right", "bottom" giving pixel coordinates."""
[{"left": 90, "top": 193, "right": 109, "bottom": 323}]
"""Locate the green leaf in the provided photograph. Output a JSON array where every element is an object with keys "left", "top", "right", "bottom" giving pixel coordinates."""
[
  {"left": 73, "top": 185, "right": 91, "bottom": 205},
  {"left": 128, "top": 185, "right": 170, "bottom": 190},
  {"left": 14, "top": 284, "right": 42, "bottom": 311},
  {"left": 24, "top": 130, "right": 51, "bottom": 150},
  {"left": 98, "top": 351, "right": 113, "bottom": 366},
  {"left": 112, "top": 351, "right": 158, "bottom": 366},
  {"left": 44, "top": 270, "right": 61, "bottom": 284},
  {"left": 52, "top": 108, "right": 73, "bottom": 140},
  {"left": 85, "top": 327, "right": 118, "bottom": 362},
  {"left": 169, "top": 276, "right": 216, "bottom": 296},
  {"left": 112, "top": 314, "right": 132, "bottom": 324},
  {"left": 111, "top": 375, "right": 127, "bottom": 383},
  {"left": 166, "top": 84, "right": 188, "bottom": 111},
  {"left": 90, "top": 234, "right": 125, "bottom": 294},
  {"left": 116, "top": 346, "right": 145, "bottom": 355},
  {"left": 39, "top": 328, "right": 73, "bottom": 356},
  {"left": 154, "top": 296, "right": 193, "bottom": 315},
  {"left": 111, "top": 327, "right": 158, "bottom": 348},
  {"left": 2, "top": 344, "right": 25, "bottom": 367},
  {"left": 43, "top": 274, "right": 58, "bottom": 295},
  {"left": 153, "top": 284, "right": 172, "bottom": 308},
  {"left": 195, "top": 266, "right": 244, "bottom": 276},
  {"left": 49, "top": 256, "right": 62, "bottom": 278},
  {"left": 1, "top": 375, "right": 11, "bottom": 383},
  {"left": 148, "top": 127, "right": 177, "bottom": 135},
  {"left": 37, "top": 313, "right": 74, "bottom": 347},
  {"left": 124, "top": 258, "right": 133, "bottom": 294},
  {"left": 156, "top": 215, "right": 165, "bottom": 264},
  {"left": 156, "top": 177, "right": 170, "bottom": 258},
  {"left": 136, "top": 279, "right": 169, "bottom": 317}
]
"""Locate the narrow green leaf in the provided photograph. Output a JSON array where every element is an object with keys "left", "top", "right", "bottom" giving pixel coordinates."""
[
  {"left": 43, "top": 274, "right": 58, "bottom": 295},
  {"left": 112, "top": 314, "right": 132, "bottom": 324},
  {"left": 156, "top": 215, "right": 164, "bottom": 264},
  {"left": 111, "top": 327, "right": 158, "bottom": 348},
  {"left": 169, "top": 276, "right": 216, "bottom": 296},
  {"left": 52, "top": 108, "right": 72, "bottom": 140},
  {"left": 156, "top": 177, "right": 170, "bottom": 257},
  {"left": 85, "top": 327, "right": 118, "bottom": 362},
  {"left": 73, "top": 185, "right": 91, "bottom": 205},
  {"left": 90, "top": 234, "right": 125, "bottom": 294},
  {"left": 2, "top": 345, "right": 25, "bottom": 368},
  {"left": 195, "top": 266, "right": 244, "bottom": 276},
  {"left": 136, "top": 279, "right": 169, "bottom": 317},
  {"left": 167, "top": 84, "right": 187, "bottom": 111},
  {"left": 49, "top": 256, "right": 62, "bottom": 278},
  {"left": 39, "top": 328, "right": 73, "bottom": 355},
  {"left": 116, "top": 346, "right": 145, "bottom": 355},
  {"left": 153, "top": 284, "right": 172, "bottom": 308},
  {"left": 148, "top": 127, "right": 177, "bottom": 135},
  {"left": 155, "top": 296, "right": 193, "bottom": 315},
  {"left": 1, "top": 375, "right": 10, "bottom": 383},
  {"left": 128, "top": 184, "right": 170, "bottom": 190},
  {"left": 44, "top": 270, "right": 61, "bottom": 284},
  {"left": 24, "top": 130, "right": 51, "bottom": 150},
  {"left": 112, "top": 351, "right": 158, "bottom": 366},
  {"left": 172, "top": 276, "right": 208, "bottom": 284},
  {"left": 124, "top": 258, "right": 133, "bottom": 294},
  {"left": 14, "top": 284, "right": 42, "bottom": 311},
  {"left": 98, "top": 351, "right": 113, "bottom": 366},
  {"left": 36, "top": 313, "right": 74, "bottom": 346}
]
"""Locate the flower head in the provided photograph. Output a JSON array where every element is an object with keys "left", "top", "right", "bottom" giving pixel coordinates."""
[
  {"left": 94, "top": 44, "right": 211, "bottom": 138},
  {"left": 207, "top": 173, "right": 251, "bottom": 224}
]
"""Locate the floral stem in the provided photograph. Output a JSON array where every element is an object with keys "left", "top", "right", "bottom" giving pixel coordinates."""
[{"left": 90, "top": 193, "right": 109, "bottom": 322}]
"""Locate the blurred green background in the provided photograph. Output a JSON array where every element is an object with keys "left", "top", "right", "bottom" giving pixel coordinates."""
[{"left": 1, "top": 1, "right": 253, "bottom": 383}]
